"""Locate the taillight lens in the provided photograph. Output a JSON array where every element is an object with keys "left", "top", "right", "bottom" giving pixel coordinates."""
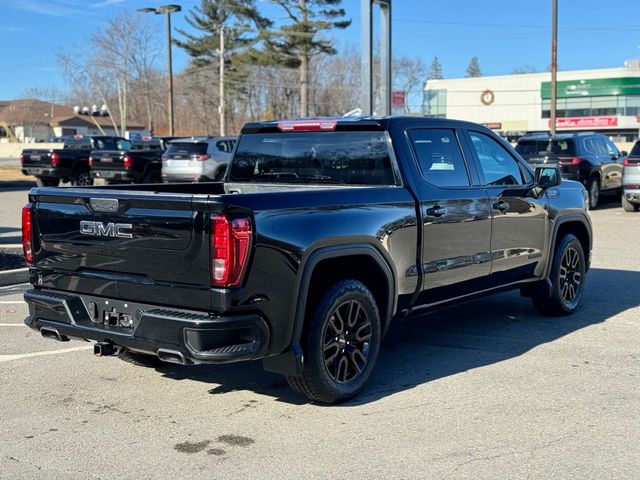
[
  {"left": 623, "top": 157, "right": 640, "bottom": 166},
  {"left": 558, "top": 156, "right": 582, "bottom": 166},
  {"left": 51, "top": 152, "right": 60, "bottom": 166},
  {"left": 88, "top": 156, "right": 94, "bottom": 167},
  {"left": 123, "top": 155, "right": 132, "bottom": 169},
  {"left": 20, "top": 153, "right": 24, "bottom": 165},
  {"left": 211, "top": 214, "right": 252, "bottom": 288},
  {"left": 195, "top": 154, "right": 210, "bottom": 161},
  {"left": 22, "top": 204, "right": 33, "bottom": 264}
]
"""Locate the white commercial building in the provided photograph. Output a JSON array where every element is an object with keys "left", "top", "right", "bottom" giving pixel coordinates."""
[{"left": 423, "top": 62, "right": 640, "bottom": 142}]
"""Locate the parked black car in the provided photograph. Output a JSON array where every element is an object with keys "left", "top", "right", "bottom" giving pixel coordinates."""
[
  {"left": 515, "top": 132, "right": 624, "bottom": 208},
  {"left": 22, "top": 117, "right": 592, "bottom": 404},
  {"left": 21, "top": 135, "right": 129, "bottom": 187},
  {"left": 90, "top": 136, "right": 177, "bottom": 184}
]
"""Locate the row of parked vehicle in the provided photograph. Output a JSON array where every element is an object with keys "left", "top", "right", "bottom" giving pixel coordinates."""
[
  {"left": 20, "top": 134, "right": 237, "bottom": 187},
  {"left": 18, "top": 129, "right": 640, "bottom": 212}
]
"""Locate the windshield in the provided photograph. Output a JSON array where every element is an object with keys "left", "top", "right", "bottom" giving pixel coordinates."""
[
  {"left": 229, "top": 131, "right": 396, "bottom": 185},
  {"left": 515, "top": 139, "right": 576, "bottom": 156}
]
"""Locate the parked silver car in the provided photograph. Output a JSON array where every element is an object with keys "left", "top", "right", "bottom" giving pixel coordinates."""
[
  {"left": 161, "top": 137, "right": 237, "bottom": 182},
  {"left": 622, "top": 141, "right": 640, "bottom": 212}
]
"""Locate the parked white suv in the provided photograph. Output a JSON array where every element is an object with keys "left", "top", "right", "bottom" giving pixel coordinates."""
[
  {"left": 623, "top": 141, "right": 640, "bottom": 212},
  {"left": 161, "top": 137, "right": 237, "bottom": 182}
]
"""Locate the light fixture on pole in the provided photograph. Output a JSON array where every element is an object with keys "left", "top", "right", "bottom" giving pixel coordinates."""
[{"left": 138, "top": 4, "right": 182, "bottom": 136}]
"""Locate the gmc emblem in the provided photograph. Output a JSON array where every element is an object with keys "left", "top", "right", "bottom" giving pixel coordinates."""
[{"left": 80, "top": 221, "right": 133, "bottom": 239}]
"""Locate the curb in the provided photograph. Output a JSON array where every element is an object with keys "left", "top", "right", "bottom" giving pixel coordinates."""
[{"left": 0, "top": 268, "right": 28, "bottom": 287}]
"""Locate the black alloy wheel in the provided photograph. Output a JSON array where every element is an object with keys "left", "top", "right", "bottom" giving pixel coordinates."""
[
  {"left": 558, "top": 246, "right": 582, "bottom": 307},
  {"left": 72, "top": 169, "right": 92, "bottom": 186},
  {"left": 322, "top": 299, "right": 373, "bottom": 384},
  {"left": 532, "top": 233, "right": 586, "bottom": 316},
  {"left": 287, "top": 279, "right": 381, "bottom": 404}
]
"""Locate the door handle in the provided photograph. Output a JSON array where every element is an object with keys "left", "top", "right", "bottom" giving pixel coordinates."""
[
  {"left": 426, "top": 206, "right": 447, "bottom": 217},
  {"left": 493, "top": 200, "right": 509, "bottom": 212}
]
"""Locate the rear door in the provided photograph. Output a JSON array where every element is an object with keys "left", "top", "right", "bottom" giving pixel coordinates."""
[
  {"left": 407, "top": 127, "right": 493, "bottom": 303},
  {"left": 31, "top": 189, "right": 212, "bottom": 310},
  {"left": 597, "top": 136, "right": 623, "bottom": 190},
  {"left": 465, "top": 129, "right": 548, "bottom": 281}
]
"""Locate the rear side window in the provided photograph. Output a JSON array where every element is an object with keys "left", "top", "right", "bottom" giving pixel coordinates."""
[
  {"left": 630, "top": 141, "right": 640, "bottom": 157},
  {"left": 165, "top": 142, "right": 208, "bottom": 156},
  {"left": 63, "top": 138, "right": 91, "bottom": 149},
  {"left": 229, "top": 131, "right": 395, "bottom": 185},
  {"left": 469, "top": 131, "right": 524, "bottom": 186},
  {"left": 408, "top": 129, "right": 469, "bottom": 187}
]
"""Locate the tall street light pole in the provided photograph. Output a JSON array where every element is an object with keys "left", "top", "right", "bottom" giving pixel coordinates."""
[{"left": 138, "top": 4, "right": 182, "bottom": 136}]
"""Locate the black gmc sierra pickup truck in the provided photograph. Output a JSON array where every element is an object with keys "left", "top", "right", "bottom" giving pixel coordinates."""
[
  {"left": 22, "top": 117, "right": 592, "bottom": 404},
  {"left": 21, "top": 135, "right": 129, "bottom": 187}
]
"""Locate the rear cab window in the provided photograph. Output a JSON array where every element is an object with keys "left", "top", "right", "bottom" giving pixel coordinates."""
[
  {"left": 229, "top": 131, "right": 397, "bottom": 186},
  {"left": 515, "top": 139, "right": 576, "bottom": 156},
  {"left": 629, "top": 141, "right": 640, "bottom": 158},
  {"left": 408, "top": 128, "right": 470, "bottom": 188}
]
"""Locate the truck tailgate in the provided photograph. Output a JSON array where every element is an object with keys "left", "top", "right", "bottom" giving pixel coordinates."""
[
  {"left": 21, "top": 149, "right": 54, "bottom": 169},
  {"left": 30, "top": 188, "right": 212, "bottom": 310}
]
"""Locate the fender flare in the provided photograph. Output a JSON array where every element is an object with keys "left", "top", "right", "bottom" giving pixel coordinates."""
[
  {"left": 543, "top": 213, "right": 592, "bottom": 280},
  {"left": 263, "top": 243, "right": 396, "bottom": 377}
]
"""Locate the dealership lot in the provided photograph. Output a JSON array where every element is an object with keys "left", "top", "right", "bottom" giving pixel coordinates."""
[{"left": 0, "top": 194, "right": 639, "bottom": 479}]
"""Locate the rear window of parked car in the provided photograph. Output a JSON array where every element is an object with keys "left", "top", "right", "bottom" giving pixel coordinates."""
[
  {"left": 515, "top": 140, "right": 576, "bottom": 156},
  {"left": 629, "top": 141, "right": 640, "bottom": 157},
  {"left": 165, "top": 142, "right": 208, "bottom": 156}
]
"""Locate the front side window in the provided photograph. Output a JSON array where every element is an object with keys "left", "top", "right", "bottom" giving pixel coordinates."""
[
  {"left": 408, "top": 128, "right": 469, "bottom": 187},
  {"left": 469, "top": 131, "right": 524, "bottom": 186}
]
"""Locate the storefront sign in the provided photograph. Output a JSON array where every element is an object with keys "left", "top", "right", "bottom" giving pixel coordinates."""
[
  {"left": 482, "top": 123, "right": 502, "bottom": 129},
  {"left": 541, "top": 77, "right": 640, "bottom": 99},
  {"left": 550, "top": 116, "right": 618, "bottom": 128}
]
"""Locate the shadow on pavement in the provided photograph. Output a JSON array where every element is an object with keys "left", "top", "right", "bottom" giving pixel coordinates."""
[
  {"left": 0, "top": 181, "right": 36, "bottom": 192},
  {"left": 158, "top": 267, "right": 639, "bottom": 405}
]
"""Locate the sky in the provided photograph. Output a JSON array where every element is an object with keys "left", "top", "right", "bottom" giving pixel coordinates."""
[{"left": 1, "top": 0, "right": 640, "bottom": 102}]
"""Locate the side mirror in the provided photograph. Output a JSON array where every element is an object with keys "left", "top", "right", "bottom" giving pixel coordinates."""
[
  {"left": 621, "top": 150, "right": 628, "bottom": 157},
  {"left": 535, "top": 166, "right": 561, "bottom": 189}
]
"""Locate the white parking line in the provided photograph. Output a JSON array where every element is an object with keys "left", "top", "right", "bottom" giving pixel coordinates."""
[
  {"left": 0, "top": 301, "right": 25, "bottom": 304},
  {"left": 0, "top": 345, "right": 93, "bottom": 363},
  {"left": 0, "top": 323, "right": 26, "bottom": 327}
]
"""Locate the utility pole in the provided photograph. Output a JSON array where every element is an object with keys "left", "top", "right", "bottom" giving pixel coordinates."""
[
  {"left": 550, "top": 0, "right": 558, "bottom": 137},
  {"left": 219, "top": 25, "right": 226, "bottom": 137}
]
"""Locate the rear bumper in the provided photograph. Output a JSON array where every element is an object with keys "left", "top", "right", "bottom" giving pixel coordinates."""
[
  {"left": 23, "top": 288, "right": 270, "bottom": 364},
  {"left": 91, "top": 169, "right": 134, "bottom": 182},
  {"left": 22, "top": 167, "right": 56, "bottom": 177}
]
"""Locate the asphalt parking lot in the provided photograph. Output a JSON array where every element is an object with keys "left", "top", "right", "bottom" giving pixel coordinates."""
[{"left": 0, "top": 189, "right": 639, "bottom": 479}]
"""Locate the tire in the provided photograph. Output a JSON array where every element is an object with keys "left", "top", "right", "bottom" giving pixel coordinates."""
[
  {"left": 532, "top": 234, "right": 586, "bottom": 316},
  {"left": 214, "top": 167, "right": 226, "bottom": 181},
  {"left": 142, "top": 169, "right": 161, "bottom": 184},
  {"left": 118, "top": 349, "right": 163, "bottom": 368},
  {"left": 35, "top": 177, "right": 59, "bottom": 187},
  {"left": 588, "top": 177, "right": 600, "bottom": 209},
  {"left": 622, "top": 194, "right": 639, "bottom": 212},
  {"left": 71, "top": 169, "right": 93, "bottom": 186},
  {"left": 286, "top": 279, "right": 382, "bottom": 404}
]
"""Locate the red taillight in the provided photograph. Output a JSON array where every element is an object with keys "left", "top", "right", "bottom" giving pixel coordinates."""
[
  {"left": 50, "top": 152, "right": 60, "bottom": 166},
  {"left": 88, "top": 156, "right": 94, "bottom": 167},
  {"left": 211, "top": 214, "right": 252, "bottom": 288},
  {"left": 623, "top": 157, "right": 640, "bottom": 166},
  {"left": 277, "top": 120, "right": 337, "bottom": 132},
  {"left": 22, "top": 204, "right": 33, "bottom": 264},
  {"left": 195, "top": 154, "right": 210, "bottom": 161},
  {"left": 20, "top": 152, "right": 24, "bottom": 165},
  {"left": 123, "top": 155, "right": 132, "bottom": 169},
  {"left": 558, "top": 156, "right": 582, "bottom": 166}
]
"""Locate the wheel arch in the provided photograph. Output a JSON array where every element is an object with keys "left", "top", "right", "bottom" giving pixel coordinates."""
[{"left": 545, "top": 215, "right": 592, "bottom": 278}]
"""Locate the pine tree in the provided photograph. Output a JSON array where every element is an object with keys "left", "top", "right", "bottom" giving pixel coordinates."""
[
  {"left": 428, "top": 56, "right": 443, "bottom": 80},
  {"left": 174, "top": 0, "right": 271, "bottom": 96},
  {"left": 466, "top": 56, "right": 482, "bottom": 77},
  {"left": 260, "top": 0, "right": 351, "bottom": 118}
]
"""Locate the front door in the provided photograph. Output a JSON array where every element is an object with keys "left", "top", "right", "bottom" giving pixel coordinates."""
[
  {"left": 465, "top": 129, "right": 548, "bottom": 281},
  {"left": 407, "top": 127, "right": 493, "bottom": 304}
]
